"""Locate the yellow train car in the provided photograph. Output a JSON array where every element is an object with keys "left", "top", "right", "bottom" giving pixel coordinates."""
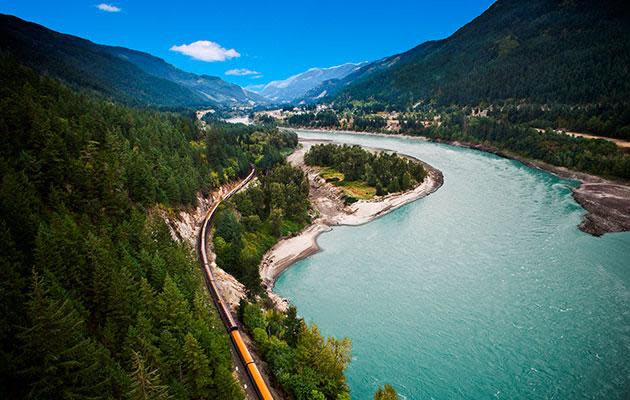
[
  {"left": 230, "top": 330, "right": 254, "bottom": 365},
  {"left": 199, "top": 168, "right": 273, "bottom": 399},
  {"left": 247, "top": 362, "right": 274, "bottom": 400},
  {"left": 230, "top": 330, "right": 274, "bottom": 399}
]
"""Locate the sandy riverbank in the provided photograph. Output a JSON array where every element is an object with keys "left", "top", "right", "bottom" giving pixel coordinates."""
[
  {"left": 287, "top": 127, "right": 630, "bottom": 237},
  {"left": 259, "top": 140, "right": 444, "bottom": 309}
]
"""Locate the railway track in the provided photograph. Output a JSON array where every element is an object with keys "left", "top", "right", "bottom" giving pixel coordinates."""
[{"left": 198, "top": 168, "right": 274, "bottom": 400}]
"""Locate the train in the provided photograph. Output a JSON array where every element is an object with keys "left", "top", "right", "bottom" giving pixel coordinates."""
[{"left": 198, "top": 168, "right": 274, "bottom": 400}]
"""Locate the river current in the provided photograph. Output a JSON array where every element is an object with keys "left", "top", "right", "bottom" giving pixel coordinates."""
[{"left": 274, "top": 130, "right": 630, "bottom": 399}]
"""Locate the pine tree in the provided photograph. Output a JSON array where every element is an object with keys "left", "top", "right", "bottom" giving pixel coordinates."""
[
  {"left": 156, "top": 275, "right": 192, "bottom": 338},
  {"left": 374, "top": 384, "right": 399, "bottom": 400},
  {"left": 126, "top": 350, "right": 171, "bottom": 400},
  {"left": 270, "top": 208, "right": 283, "bottom": 237},
  {"left": 18, "top": 272, "right": 114, "bottom": 399},
  {"left": 285, "top": 306, "right": 302, "bottom": 347},
  {"left": 182, "top": 333, "right": 213, "bottom": 399}
]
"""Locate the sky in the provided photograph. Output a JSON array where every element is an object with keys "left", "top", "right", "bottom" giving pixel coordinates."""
[{"left": 0, "top": 0, "right": 495, "bottom": 87}]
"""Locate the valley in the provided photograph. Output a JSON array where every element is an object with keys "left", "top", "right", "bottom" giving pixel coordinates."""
[{"left": 1, "top": 1, "right": 629, "bottom": 399}]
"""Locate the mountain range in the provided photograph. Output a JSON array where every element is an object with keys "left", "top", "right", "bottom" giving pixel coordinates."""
[
  {"left": 310, "top": 0, "right": 630, "bottom": 108},
  {"left": 0, "top": 14, "right": 263, "bottom": 108},
  {"left": 248, "top": 62, "right": 367, "bottom": 103},
  {"left": 3, "top": 0, "right": 629, "bottom": 113}
]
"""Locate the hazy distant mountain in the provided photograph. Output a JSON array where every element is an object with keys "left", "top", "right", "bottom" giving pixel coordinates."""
[
  {"left": 325, "top": 0, "right": 630, "bottom": 108},
  {"left": 250, "top": 62, "right": 367, "bottom": 103},
  {"left": 0, "top": 14, "right": 262, "bottom": 108},
  {"left": 102, "top": 46, "right": 265, "bottom": 105}
]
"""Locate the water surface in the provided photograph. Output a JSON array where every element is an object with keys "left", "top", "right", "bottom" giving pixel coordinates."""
[{"left": 275, "top": 130, "right": 630, "bottom": 399}]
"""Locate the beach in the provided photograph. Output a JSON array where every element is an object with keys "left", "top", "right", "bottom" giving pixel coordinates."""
[
  {"left": 259, "top": 139, "right": 444, "bottom": 309},
  {"left": 286, "top": 128, "right": 630, "bottom": 236}
]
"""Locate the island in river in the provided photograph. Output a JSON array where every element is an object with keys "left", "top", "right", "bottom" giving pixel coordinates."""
[
  {"left": 259, "top": 139, "right": 444, "bottom": 308},
  {"left": 286, "top": 128, "right": 630, "bottom": 237},
  {"left": 273, "top": 129, "right": 630, "bottom": 400}
]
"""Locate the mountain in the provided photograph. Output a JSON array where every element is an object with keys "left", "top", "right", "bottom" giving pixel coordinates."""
[
  {"left": 250, "top": 62, "right": 367, "bottom": 103},
  {"left": 0, "top": 14, "right": 261, "bottom": 108},
  {"left": 301, "top": 57, "right": 399, "bottom": 102},
  {"left": 322, "top": 0, "right": 630, "bottom": 109},
  {"left": 102, "top": 46, "right": 265, "bottom": 105}
]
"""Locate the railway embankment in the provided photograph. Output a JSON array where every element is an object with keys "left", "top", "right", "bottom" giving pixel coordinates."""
[{"left": 158, "top": 181, "right": 249, "bottom": 306}]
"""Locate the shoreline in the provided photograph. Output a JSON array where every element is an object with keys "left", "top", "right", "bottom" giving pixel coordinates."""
[
  {"left": 287, "top": 127, "right": 630, "bottom": 237},
  {"left": 260, "top": 140, "right": 444, "bottom": 309}
]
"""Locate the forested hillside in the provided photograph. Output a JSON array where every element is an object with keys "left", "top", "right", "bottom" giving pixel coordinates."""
[
  {"left": 323, "top": 0, "right": 630, "bottom": 138},
  {"left": 103, "top": 46, "right": 264, "bottom": 105},
  {"left": 0, "top": 57, "right": 294, "bottom": 399},
  {"left": 0, "top": 14, "right": 258, "bottom": 108}
]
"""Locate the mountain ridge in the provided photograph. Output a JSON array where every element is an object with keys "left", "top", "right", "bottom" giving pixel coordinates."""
[
  {"left": 0, "top": 14, "right": 262, "bottom": 108},
  {"left": 312, "top": 0, "right": 630, "bottom": 110},
  {"left": 250, "top": 62, "right": 367, "bottom": 103}
]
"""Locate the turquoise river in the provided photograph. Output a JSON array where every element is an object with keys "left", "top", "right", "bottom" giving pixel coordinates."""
[{"left": 274, "top": 129, "right": 630, "bottom": 399}]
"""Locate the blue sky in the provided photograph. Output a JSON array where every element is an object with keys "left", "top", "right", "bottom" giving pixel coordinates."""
[{"left": 0, "top": 1, "right": 494, "bottom": 86}]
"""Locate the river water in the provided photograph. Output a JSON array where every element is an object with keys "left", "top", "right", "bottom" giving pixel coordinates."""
[{"left": 274, "top": 130, "right": 630, "bottom": 399}]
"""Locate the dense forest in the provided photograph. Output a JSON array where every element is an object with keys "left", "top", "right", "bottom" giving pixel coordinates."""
[
  {"left": 239, "top": 302, "right": 352, "bottom": 400},
  {"left": 484, "top": 101, "right": 630, "bottom": 140},
  {"left": 0, "top": 57, "right": 295, "bottom": 399},
  {"left": 401, "top": 112, "right": 630, "bottom": 179},
  {"left": 211, "top": 156, "right": 358, "bottom": 399},
  {"left": 0, "top": 14, "right": 257, "bottom": 108},
  {"left": 285, "top": 111, "right": 388, "bottom": 133},
  {"left": 287, "top": 111, "right": 339, "bottom": 128},
  {"left": 281, "top": 107, "right": 630, "bottom": 180},
  {"left": 305, "top": 144, "right": 426, "bottom": 196},
  {"left": 213, "top": 163, "right": 311, "bottom": 293}
]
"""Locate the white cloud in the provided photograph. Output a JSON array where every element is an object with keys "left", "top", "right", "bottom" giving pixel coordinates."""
[
  {"left": 170, "top": 40, "right": 240, "bottom": 62},
  {"left": 225, "top": 68, "right": 260, "bottom": 76},
  {"left": 96, "top": 3, "right": 121, "bottom": 12}
]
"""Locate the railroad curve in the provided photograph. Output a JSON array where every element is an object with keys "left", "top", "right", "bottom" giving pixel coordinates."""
[{"left": 198, "top": 168, "right": 274, "bottom": 400}]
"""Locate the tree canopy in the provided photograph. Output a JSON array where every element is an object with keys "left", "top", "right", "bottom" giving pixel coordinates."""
[{"left": 0, "top": 57, "right": 298, "bottom": 399}]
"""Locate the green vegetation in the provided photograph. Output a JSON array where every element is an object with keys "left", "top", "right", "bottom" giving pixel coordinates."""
[
  {"left": 287, "top": 110, "right": 339, "bottom": 128},
  {"left": 332, "top": 0, "right": 630, "bottom": 138},
  {"left": 213, "top": 164, "right": 311, "bottom": 293},
  {"left": 284, "top": 110, "right": 388, "bottom": 133},
  {"left": 211, "top": 159, "right": 358, "bottom": 400},
  {"left": 320, "top": 167, "right": 345, "bottom": 182},
  {"left": 305, "top": 144, "right": 426, "bottom": 201},
  {"left": 0, "top": 58, "right": 296, "bottom": 399},
  {"left": 320, "top": 167, "right": 376, "bottom": 201},
  {"left": 0, "top": 14, "right": 253, "bottom": 108},
  {"left": 484, "top": 101, "right": 630, "bottom": 140},
  {"left": 239, "top": 302, "right": 352, "bottom": 400},
  {"left": 352, "top": 115, "right": 387, "bottom": 132},
  {"left": 374, "top": 384, "right": 399, "bottom": 400},
  {"left": 405, "top": 112, "right": 630, "bottom": 179},
  {"left": 284, "top": 105, "right": 630, "bottom": 179}
]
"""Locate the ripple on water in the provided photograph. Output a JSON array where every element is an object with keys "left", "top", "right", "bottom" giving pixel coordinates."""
[{"left": 276, "top": 130, "right": 630, "bottom": 399}]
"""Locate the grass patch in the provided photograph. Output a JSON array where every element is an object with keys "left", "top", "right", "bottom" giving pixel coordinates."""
[
  {"left": 320, "top": 167, "right": 345, "bottom": 182},
  {"left": 318, "top": 167, "right": 376, "bottom": 200},
  {"left": 337, "top": 181, "right": 376, "bottom": 200}
]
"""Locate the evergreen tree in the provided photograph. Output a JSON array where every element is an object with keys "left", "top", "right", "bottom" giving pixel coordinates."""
[
  {"left": 127, "top": 350, "right": 171, "bottom": 400},
  {"left": 374, "top": 384, "right": 399, "bottom": 400},
  {"left": 182, "top": 334, "right": 213, "bottom": 399},
  {"left": 18, "top": 273, "right": 116, "bottom": 399}
]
